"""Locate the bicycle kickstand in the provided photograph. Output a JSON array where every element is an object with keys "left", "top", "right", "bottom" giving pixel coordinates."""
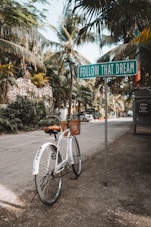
[{"left": 31, "top": 190, "right": 38, "bottom": 203}]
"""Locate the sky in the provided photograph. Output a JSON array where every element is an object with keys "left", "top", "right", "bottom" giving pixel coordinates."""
[
  {"left": 18, "top": 0, "right": 117, "bottom": 63},
  {"left": 39, "top": 0, "right": 114, "bottom": 63}
]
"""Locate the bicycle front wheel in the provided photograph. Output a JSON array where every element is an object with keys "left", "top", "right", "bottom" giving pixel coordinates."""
[
  {"left": 71, "top": 136, "right": 82, "bottom": 177},
  {"left": 35, "top": 144, "right": 62, "bottom": 206}
]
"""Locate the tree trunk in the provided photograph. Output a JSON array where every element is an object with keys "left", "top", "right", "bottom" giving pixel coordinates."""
[{"left": 68, "top": 62, "right": 73, "bottom": 118}]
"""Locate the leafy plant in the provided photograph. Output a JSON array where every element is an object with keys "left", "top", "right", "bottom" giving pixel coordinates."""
[
  {"left": 0, "top": 64, "right": 16, "bottom": 104},
  {"left": 31, "top": 73, "right": 48, "bottom": 88},
  {"left": 0, "top": 96, "right": 53, "bottom": 133},
  {"left": 8, "top": 95, "right": 36, "bottom": 125},
  {"left": 0, "top": 109, "right": 22, "bottom": 133}
]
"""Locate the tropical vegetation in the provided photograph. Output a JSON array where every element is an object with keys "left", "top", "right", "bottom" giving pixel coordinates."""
[
  {"left": 66, "top": 0, "right": 151, "bottom": 74},
  {"left": 1, "top": 0, "right": 151, "bottom": 133},
  {"left": 0, "top": 1, "right": 97, "bottom": 132},
  {"left": 65, "top": 0, "right": 151, "bottom": 115},
  {"left": 43, "top": 10, "right": 96, "bottom": 117},
  {"left": 0, "top": 95, "right": 50, "bottom": 133}
]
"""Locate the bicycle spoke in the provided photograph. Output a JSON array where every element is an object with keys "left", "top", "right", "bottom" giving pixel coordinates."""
[
  {"left": 71, "top": 136, "right": 82, "bottom": 177},
  {"left": 35, "top": 144, "right": 62, "bottom": 206}
]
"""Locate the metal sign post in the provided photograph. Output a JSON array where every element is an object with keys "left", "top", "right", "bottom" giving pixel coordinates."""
[
  {"left": 103, "top": 77, "right": 108, "bottom": 186},
  {"left": 78, "top": 60, "right": 138, "bottom": 186}
]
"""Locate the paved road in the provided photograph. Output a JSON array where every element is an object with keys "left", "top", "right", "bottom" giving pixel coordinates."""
[
  {"left": 0, "top": 118, "right": 132, "bottom": 208},
  {"left": 79, "top": 117, "right": 133, "bottom": 159}
]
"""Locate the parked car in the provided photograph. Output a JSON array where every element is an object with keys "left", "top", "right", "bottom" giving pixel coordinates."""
[
  {"left": 119, "top": 111, "right": 127, "bottom": 117},
  {"left": 86, "top": 109, "right": 100, "bottom": 119},
  {"left": 127, "top": 110, "right": 133, "bottom": 117},
  {"left": 79, "top": 112, "right": 94, "bottom": 122}
]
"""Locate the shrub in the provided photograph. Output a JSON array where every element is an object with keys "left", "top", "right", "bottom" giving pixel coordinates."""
[
  {"left": 0, "top": 96, "right": 53, "bottom": 133},
  {"left": 8, "top": 96, "right": 36, "bottom": 125}
]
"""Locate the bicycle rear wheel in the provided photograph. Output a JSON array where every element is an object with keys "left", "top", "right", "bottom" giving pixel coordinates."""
[
  {"left": 71, "top": 136, "right": 82, "bottom": 177},
  {"left": 35, "top": 144, "right": 62, "bottom": 206}
]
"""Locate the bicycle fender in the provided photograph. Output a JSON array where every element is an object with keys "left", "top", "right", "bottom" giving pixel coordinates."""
[{"left": 32, "top": 142, "right": 55, "bottom": 175}]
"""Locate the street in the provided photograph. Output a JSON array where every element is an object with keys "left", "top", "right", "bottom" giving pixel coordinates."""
[{"left": 0, "top": 117, "right": 132, "bottom": 209}]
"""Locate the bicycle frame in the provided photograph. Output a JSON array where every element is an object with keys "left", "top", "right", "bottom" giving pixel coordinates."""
[
  {"left": 33, "top": 116, "right": 82, "bottom": 206},
  {"left": 33, "top": 128, "right": 74, "bottom": 176},
  {"left": 54, "top": 128, "right": 74, "bottom": 174}
]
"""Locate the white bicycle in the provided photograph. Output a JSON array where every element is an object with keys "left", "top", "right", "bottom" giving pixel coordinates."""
[{"left": 32, "top": 116, "right": 82, "bottom": 206}]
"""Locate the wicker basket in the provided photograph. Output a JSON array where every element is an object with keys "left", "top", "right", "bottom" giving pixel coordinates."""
[{"left": 60, "top": 120, "right": 80, "bottom": 136}]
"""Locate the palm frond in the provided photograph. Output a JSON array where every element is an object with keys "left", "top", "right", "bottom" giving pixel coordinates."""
[
  {"left": 133, "top": 28, "right": 151, "bottom": 45},
  {"left": 0, "top": 38, "right": 44, "bottom": 68},
  {"left": 98, "top": 43, "right": 137, "bottom": 62},
  {"left": 72, "top": 50, "right": 91, "bottom": 64}
]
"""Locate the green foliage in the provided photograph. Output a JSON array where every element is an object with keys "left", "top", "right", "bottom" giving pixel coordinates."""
[
  {"left": 35, "top": 100, "right": 47, "bottom": 121},
  {"left": 0, "top": 64, "right": 16, "bottom": 104},
  {"left": 8, "top": 96, "right": 36, "bottom": 125},
  {"left": 0, "top": 0, "right": 46, "bottom": 79},
  {"left": 0, "top": 96, "right": 52, "bottom": 133},
  {"left": 31, "top": 72, "right": 48, "bottom": 88},
  {"left": 0, "top": 108, "right": 23, "bottom": 133}
]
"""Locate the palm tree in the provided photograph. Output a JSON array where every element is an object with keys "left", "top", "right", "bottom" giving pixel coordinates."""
[
  {"left": 73, "top": 84, "right": 93, "bottom": 112},
  {"left": 66, "top": 0, "right": 151, "bottom": 44},
  {"left": 97, "top": 29, "right": 151, "bottom": 86},
  {"left": 108, "top": 94, "right": 126, "bottom": 117},
  {"left": 66, "top": 0, "right": 151, "bottom": 86},
  {"left": 44, "top": 53, "right": 67, "bottom": 111},
  {"left": 0, "top": 0, "right": 49, "bottom": 73},
  {"left": 43, "top": 11, "right": 95, "bottom": 117},
  {"left": 65, "top": 0, "right": 151, "bottom": 126},
  {"left": 0, "top": 39, "right": 44, "bottom": 70},
  {"left": 0, "top": 0, "right": 52, "bottom": 104}
]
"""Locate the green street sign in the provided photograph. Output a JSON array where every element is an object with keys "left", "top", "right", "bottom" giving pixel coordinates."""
[{"left": 78, "top": 60, "right": 138, "bottom": 79}]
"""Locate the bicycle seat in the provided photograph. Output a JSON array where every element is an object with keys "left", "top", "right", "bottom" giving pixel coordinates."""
[{"left": 44, "top": 125, "right": 61, "bottom": 133}]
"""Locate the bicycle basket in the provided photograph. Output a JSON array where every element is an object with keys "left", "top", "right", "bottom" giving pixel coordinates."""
[{"left": 60, "top": 120, "right": 80, "bottom": 136}]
